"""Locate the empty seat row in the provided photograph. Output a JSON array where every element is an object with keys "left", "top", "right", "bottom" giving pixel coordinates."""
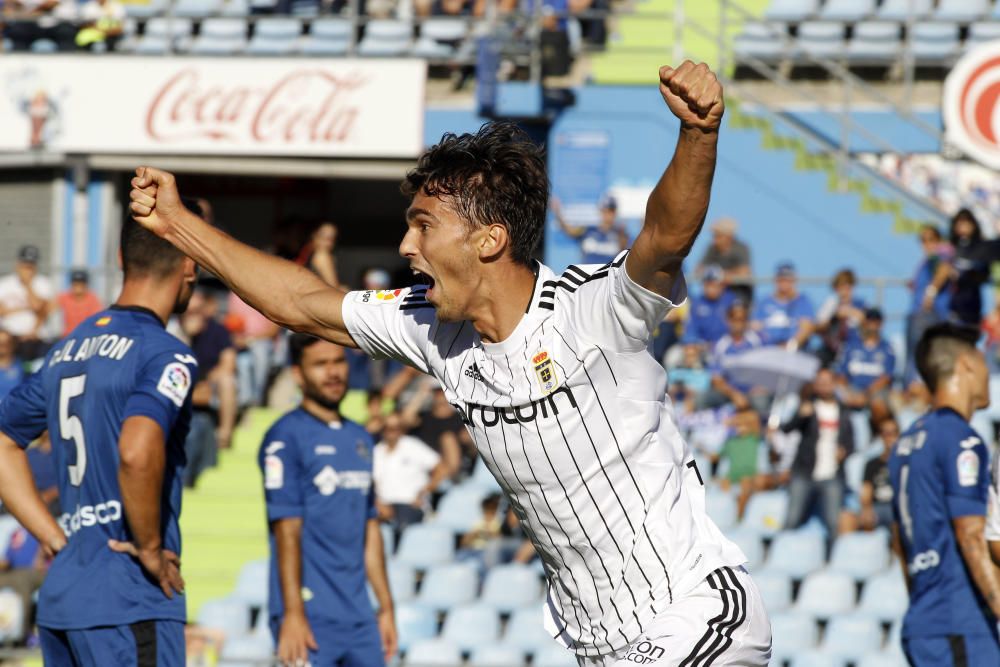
[
  {"left": 397, "top": 602, "right": 557, "bottom": 654},
  {"left": 387, "top": 561, "right": 544, "bottom": 613},
  {"left": 765, "top": 0, "right": 1000, "bottom": 22}
]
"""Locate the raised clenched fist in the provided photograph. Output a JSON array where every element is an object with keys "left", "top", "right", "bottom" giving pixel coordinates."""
[{"left": 659, "top": 61, "right": 725, "bottom": 132}]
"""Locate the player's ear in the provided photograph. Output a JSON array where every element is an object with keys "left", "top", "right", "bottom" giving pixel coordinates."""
[
  {"left": 478, "top": 224, "right": 508, "bottom": 262},
  {"left": 182, "top": 258, "right": 197, "bottom": 283}
]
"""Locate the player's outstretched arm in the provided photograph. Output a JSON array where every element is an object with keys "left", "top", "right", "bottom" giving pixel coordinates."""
[
  {"left": 953, "top": 515, "right": 1000, "bottom": 617},
  {"left": 110, "top": 416, "right": 184, "bottom": 599},
  {"left": 273, "top": 518, "right": 318, "bottom": 663},
  {"left": 128, "top": 167, "right": 358, "bottom": 348},
  {"left": 0, "top": 433, "right": 66, "bottom": 556},
  {"left": 365, "top": 518, "right": 398, "bottom": 661},
  {"left": 627, "top": 61, "right": 723, "bottom": 298}
]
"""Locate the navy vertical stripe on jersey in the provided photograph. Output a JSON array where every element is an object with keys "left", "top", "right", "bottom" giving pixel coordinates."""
[
  {"left": 0, "top": 306, "right": 194, "bottom": 630},
  {"left": 258, "top": 408, "right": 377, "bottom": 626}
]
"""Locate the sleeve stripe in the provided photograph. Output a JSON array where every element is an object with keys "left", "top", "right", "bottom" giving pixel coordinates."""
[{"left": 400, "top": 303, "right": 435, "bottom": 311}]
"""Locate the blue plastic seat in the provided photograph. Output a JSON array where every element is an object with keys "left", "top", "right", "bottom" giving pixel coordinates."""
[
  {"left": 221, "top": 0, "right": 250, "bottom": 15},
  {"left": 795, "top": 570, "right": 856, "bottom": 620},
  {"left": 187, "top": 17, "right": 247, "bottom": 54},
  {"left": 469, "top": 643, "right": 527, "bottom": 667},
  {"left": 197, "top": 597, "right": 251, "bottom": 637},
  {"left": 727, "top": 529, "right": 764, "bottom": 570},
  {"left": 856, "top": 648, "right": 909, "bottom": 667},
  {"left": 794, "top": 20, "right": 846, "bottom": 59},
  {"left": 145, "top": 16, "right": 194, "bottom": 37},
  {"left": 232, "top": 558, "right": 269, "bottom": 608},
  {"left": 469, "top": 456, "right": 503, "bottom": 493},
  {"left": 846, "top": 21, "right": 901, "bottom": 62},
  {"left": 420, "top": 17, "right": 467, "bottom": 41},
  {"left": 29, "top": 39, "right": 58, "bottom": 53},
  {"left": 172, "top": 0, "right": 223, "bottom": 18},
  {"left": 433, "top": 486, "right": 488, "bottom": 535},
  {"left": 440, "top": 604, "right": 501, "bottom": 652},
  {"left": 878, "top": 0, "right": 933, "bottom": 19},
  {"left": 406, "top": 638, "right": 462, "bottom": 666},
  {"left": 770, "top": 611, "right": 819, "bottom": 665},
  {"left": 966, "top": 21, "right": 1000, "bottom": 47},
  {"left": 414, "top": 562, "right": 478, "bottom": 612},
  {"left": 411, "top": 37, "right": 455, "bottom": 58},
  {"left": 533, "top": 645, "right": 578, "bottom": 667},
  {"left": 733, "top": 21, "right": 788, "bottom": 62},
  {"left": 395, "top": 524, "right": 454, "bottom": 570},
  {"left": 480, "top": 563, "right": 542, "bottom": 613},
  {"left": 219, "top": 634, "right": 273, "bottom": 667},
  {"left": 910, "top": 21, "right": 960, "bottom": 63},
  {"left": 754, "top": 570, "right": 792, "bottom": 613},
  {"left": 741, "top": 489, "right": 788, "bottom": 537},
  {"left": 395, "top": 603, "right": 438, "bottom": 651},
  {"left": 819, "top": 0, "right": 875, "bottom": 20},
  {"left": 934, "top": 0, "right": 989, "bottom": 21},
  {"left": 705, "top": 488, "right": 738, "bottom": 531},
  {"left": 789, "top": 650, "right": 846, "bottom": 667},
  {"left": 300, "top": 17, "right": 351, "bottom": 55},
  {"left": 764, "top": 0, "right": 819, "bottom": 21},
  {"left": 828, "top": 529, "right": 890, "bottom": 580},
  {"left": 388, "top": 561, "right": 417, "bottom": 604},
  {"left": 504, "top": 605, "right": 559, "bottom": 655},
  {"left": 857, "top": 567, "right": 907, "bottom": 623},
  {"left": 819, "top": 613, "right": 884, "bottom": 662},
  {"left": 124, "top": 0, "right": 169, "bottom": 19},
  {"left": 761, "top": 529, "right": 825, "bottom": 579}
]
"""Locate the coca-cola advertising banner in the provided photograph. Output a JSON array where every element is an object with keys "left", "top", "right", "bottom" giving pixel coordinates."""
[
  {"left": 0, "top": 56, "right": 426, "bottom": 157},
  {"left": 944, "top": 41, "right": 1000, "bottom": 169}
]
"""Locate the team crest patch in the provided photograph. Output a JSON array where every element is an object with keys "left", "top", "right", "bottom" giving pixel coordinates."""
[
  {"left": 156, "top": 362, "right": 191, "bottom": 408},
  {"left": 958, "top": 450, "right": 980, "bottom": 487},
  {"left": 356, "top": 440, "right": 371, "bottom": 461},
  {"left": 264, "top": 454, "right": 283, "bottom": 489},
  {"left": 95, "top": 316, "right": 111, "bottom": 327},
  {"left": 356, "top": 289, "right": 403, "bottom": 305},
  {"left": 533, "top": 351, "right": 559, "bottom": 395}
]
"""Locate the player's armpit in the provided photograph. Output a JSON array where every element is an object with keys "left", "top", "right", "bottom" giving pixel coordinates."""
[{"left": 953, "top": 515, "right": 1000, "bottom": 617}]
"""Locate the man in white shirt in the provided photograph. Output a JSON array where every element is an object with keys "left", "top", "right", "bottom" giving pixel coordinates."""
[
  {"left": 0, "top": 246, "right": 54, "bottom": 361},
  {"left": 372, "top": 413, "right": 446, "bottom": 532},
  {"left": 128, "top": 61, "right": 771, "bottom": 666}
]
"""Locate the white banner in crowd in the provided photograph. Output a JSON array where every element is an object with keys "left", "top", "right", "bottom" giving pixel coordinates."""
[
  {"left": 0, "top": 56, "right": 426, "bottom": 157},
  {"left": 943, "top": 41, "right": 1000, "bottom": 170}
]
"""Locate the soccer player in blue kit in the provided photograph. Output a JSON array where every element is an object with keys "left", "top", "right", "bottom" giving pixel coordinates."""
[
  {"left": 0, "top": 219, "right": 198, "bottom": 666},
  {"left": 889, "top": 322, "right": 1000, "bottom": 666},
  {"left": 260, "top": 333, "right": 397, "bottom": 667}
]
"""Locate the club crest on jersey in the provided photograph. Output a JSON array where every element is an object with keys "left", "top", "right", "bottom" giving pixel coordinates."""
[
  {"left": 356, "top": 440, "right": 371, "bottom": 461},
  {"left": 533, "top": 351, "right": 559, "bottom": 395},
  {"left": 156, "top": 362, "right": 192, "bottom": 408},
  {"left": 958, "top": 449, "right": 980, "bottom": 487},
  {"left": 356, "top": 289, "right": 403, "bottom": 305}
]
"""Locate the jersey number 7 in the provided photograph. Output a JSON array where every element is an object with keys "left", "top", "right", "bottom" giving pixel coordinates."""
[{"left": 59, "top": 375, "right": 88, "bottom": 487}]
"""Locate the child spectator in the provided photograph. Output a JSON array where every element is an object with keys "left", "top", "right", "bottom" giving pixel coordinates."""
[
  {"left": 715, "top": 407, "right": 763, "bottom": 518},
  {"left": 456, "top": 493, "right": 504, "bottom": 572}
]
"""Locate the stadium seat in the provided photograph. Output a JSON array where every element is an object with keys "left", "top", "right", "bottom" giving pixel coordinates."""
[
  {"left": 705, "top": 487, "right": 738, "bottom": 531},
  {"left": 967, "top": 21, "right": 1000, "bottom": 46},
  {"left": 219, "top": 634, "right": 273, "bottom": 667},
  {"left": 764, "top": 0, "right": 820, "bottom": 22},
  {"left": 769, "top": 611, "right": 819, "bottom": 665},
  {"left": 846, "top": 20, "right": 902, "bottom": 63},
  {"left": 172, "top": 0, "right": 224, "bottom": 18},
  {"left": 394, "top": 524, "right": 454, "bottom": 570},
  {"left": 934, "top": 0, "right": 990, "bottom": 21},
  {"left": 469, "top": 456, "right": 503, "bottom": 493},
  {"left": 877, "top": 0, "right": 933, "bottom": 19},
  {"left": 358, "top": 19, "right": 412, "bottom": 56},
  {"left": 761, "top": 529, "right": 825, "bottom": 579},
  {"left": 843, "top": 451, "right": 869, "bottom": 494},
  {"left": 795, "top": 571, "right": 856, "bottom": 620},
  {"left": 300, "top": 17, "right": 352, "bottom": 56},
  {"left": 819, "top": 0, "right": 875, "bottom": 21},
  {"left": 144, "top": 16, "right": 194, "bottom": 38},
  {"left": 246, "top": 17, "right": 302, "bottom": 54},
  {"left": 221, "top": 0, "right": 250, "bottom": 15},
  {"left": 754, "top": 570, "right": 793, "bottom": 613},
  {"left": 505, "top": 605, "right": 560, "bottom": 655},
  {"left": 794, "top": 21, "right": 847, "bottom": 60},
  {"left": 232, "top": 558, "right": 269, "bottom": 608},
  {"left": 388, "top": 560, "right": 417, "bottom": 604},
  {"left": 29, "top": 39, "right": 58, "bottom": 53},
  {"left": 819, "top": 613, "right": 884, "bottom": 662},
  {"left": 395, "top": 603, "right": 438, "bottom": 651},
  {"left": 828, "top": 529, "right": 890, "bottom": 580},
  {"left": 480, "top": 563, "right": 543, "bottom": 613},
  {"left": 857, "top": 567, "right": 907, "bottom": 623},
  {"left": 741, "top": 489, "right": 788, "bottom": 537},
  {"left": 533, "top": 645, "right": 578, "bottom": 667},
  {"left": 187, "top": 17, "right": 248, "bottom": 54},
  {"left": 910, "top": 22, "right": 961, "bottom": 63},
  {"left": 469, "top": 643, "right": 527, "bottom": 667},
  {"left": 411, "top": 37, "right": 455, "bottom": 59},
  {"left": 432, "top": 485, "right": 488, "bottom": 535},
  {"left": 406, "top": 638, "right": 462, "bottom": 666},
  {"left": 420, "top": 17, "right": 467, "bottom": 42},
  {"left": 124, "top": 0, "right": 169, "bottom": 19},
  {"left": 414, "top": 562, "right": 478, "bottom": 611},
  {"left": 727, "top": 529, "right": 764, "bottom": 570},
  {"left": 382, "top": 522, "right": 395, "bottom": 557},
  {"left": 197, "top": 597, "right": 252, "bottom": 637},
  {"left": 788, "top": 650, "right": 846, "bottom": 667},
  {"left": 857, "top": 650, "right": 909, "bottom": 667},
  {"left": 440, "top": 604, "right": 501, "bottom": 651},
  {"left": 849, "top": 411, "right": 872, "bottom": 454}
]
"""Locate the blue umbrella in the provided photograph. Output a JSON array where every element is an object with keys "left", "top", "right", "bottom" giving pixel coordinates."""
[{"left": 720, "top": 346, "right": 820, "bottom": 394}]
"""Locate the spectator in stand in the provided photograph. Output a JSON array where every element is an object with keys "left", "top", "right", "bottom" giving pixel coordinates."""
[
  {"left": 714, "top": 406, "right": 763, "bottom": 518},
  {"left": 906, "top": 224, "right": 952, "bottom": 386},
  {"left": 936, "top": 208, "right": 989, "bottom": 327},
  {"left": 0, "top": 329, "right": 24, "bottom": 400},
  {"left": 3, "top": 0, "right": 77, "bottom": 51},
  {"left": 456, "top": 493, "right": 504, "bottom": 572},
  {"left": 695, "top": 217, "right": 752, "bottom": 303},
  {"left": 983, "top": 299, "right": 1000, "bottom": 373},
  {"left": 708, "top": 302, "right": 765, "bottom": 410},
  {"left": 751, "top": 262, "right": 815, "bottom": 349},
  {"left": 400, "top": 380, "right": 472, "bottom": 480},
  {"left": 0, "top": 524, "right": 47, "bottom": 643},
  {"left": 298, "top": 222, "right": 341, "bottom": 288},
  {"left": 815, "top": 268, "right": 866, "bottom": 366},
  {"left": 56, "top": 269, "right": 102, "bottom": 337},
  {"left": 372, "top": 413, "right": 448, "bottom": 533},
  {"left": 669, "top": 344, "right": 712, "bottom": 413},
  {"left": 835, "top": 307, "right": 895, "bottom": 425},
  {"left": 75, "top": 0, "right": 125, "bottom": 50},
  {"left": 858, "top": 417, "right": 898, "bottom": 532},
  {"left": 227, "top": 293, "right": 280, "bottom": 406},
  {"left": 682, "top": 265, "right": 734, "bottom": 350},
  {"left": 778, "top": 368, "right": 854, "bottom": 539},
  {"left": 177, "top": 289, "right": 238, "bottom": 488},
  {"left": 551, "top": 195, "right": 628, "bottom": 266},
  {"left": 0, "top": 245, "right": 54, "bottom": 361}
]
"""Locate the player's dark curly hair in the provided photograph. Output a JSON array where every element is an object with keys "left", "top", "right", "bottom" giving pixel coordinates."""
[
  {"left": 916, "top": 322, "right": 981, "bottom": 392},
  {"left": 401, "top": 121, "right": 547, "bottom": 266}
]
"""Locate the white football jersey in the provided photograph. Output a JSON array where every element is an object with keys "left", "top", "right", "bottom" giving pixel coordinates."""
[{"left": 342, "top": 252, "right": 746, "bottom": 657}]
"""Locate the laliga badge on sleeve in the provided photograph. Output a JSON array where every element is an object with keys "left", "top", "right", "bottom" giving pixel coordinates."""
[
  {"left": 156, "top": 362, "right": 192, "bottom": 408},
  {"left": 533, "top": 350, "right": 559, "bottom": 395},
  {"left": 958, "top": 449, "right": 980, "bottom": 487},
  {"left": 356, "top": 289, "right": 404, "bottom": 305},
  {"left": 264, "top": 454, "right": 284, "bottom": 489}
]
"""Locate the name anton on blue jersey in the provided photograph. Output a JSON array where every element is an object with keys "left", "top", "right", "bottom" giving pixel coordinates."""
[{"left": 48, "top": 333, "right": 136, "bottom": 367}]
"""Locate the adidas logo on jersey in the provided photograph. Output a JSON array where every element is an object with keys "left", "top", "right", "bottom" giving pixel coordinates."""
[{"left": 464, "top": 363, "right": 484, "bottom": 382}]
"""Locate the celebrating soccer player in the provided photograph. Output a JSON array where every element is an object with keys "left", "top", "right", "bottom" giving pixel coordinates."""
[
  {"left": 259, "top": 333, "right": 396, "bottom": 667},
  {"left": 0, "top": 219, "right": 199, "bottom": 666},
  {"left": 889, "top": 323, "right": 1000, "bottom": 665},
  {"left": 129, "top": 61, "right": 771, "bottom": 665}
]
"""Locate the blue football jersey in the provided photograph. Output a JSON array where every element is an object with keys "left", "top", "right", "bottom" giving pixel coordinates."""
[
  {"left": 579, "top": 227, "right": 620, "bottom": 265},
  {"left": 0, "top": 306, "right": 196, "bottom": 629},
  {"left": 836, "top": 338, "right": 896, "bottom": 391},
  {"left": 888, "top": 408, "right": 996, "bottom": 639},
  {"left": 259, "top": 408, "right": 377, "bottom": 625}
]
